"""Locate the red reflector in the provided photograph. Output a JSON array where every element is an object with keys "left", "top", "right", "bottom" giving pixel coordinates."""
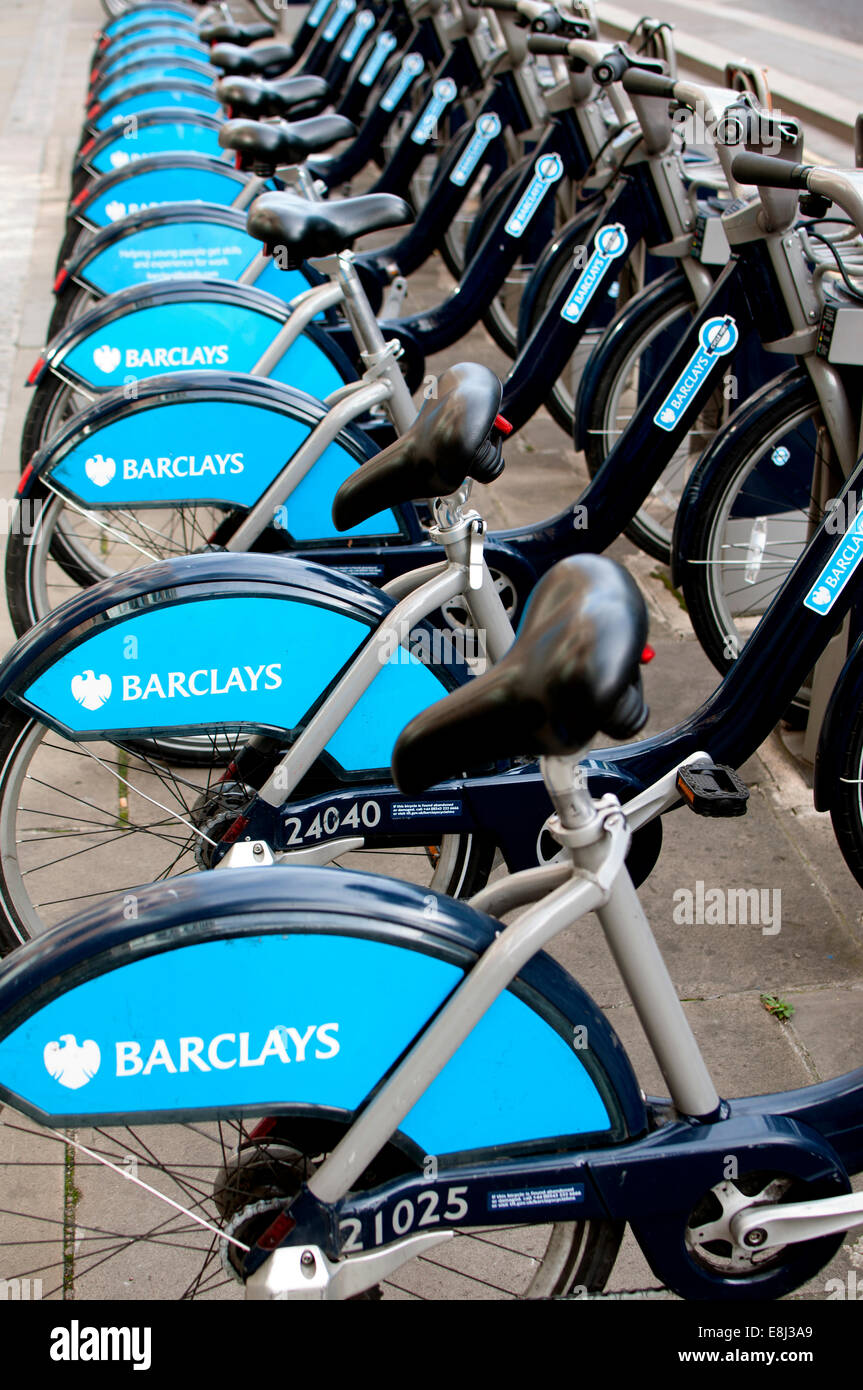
[
  {"left": 53, "top": 267, "right": 69, "bottom": 293},
  {"left": 222, "top": 814, "right": 249, "bottom": 845},
  {"left": 26, "top": 356, "right": 45, "bottom": 386},
  {"left": 71, "top": 187, "right": 89, "bottom": 207},
  {"left": 88, "top": 102, "right": 101, "bottom": 118},
  {"left": 18, "top": 463, "right": 34, "bottom": 495},
  {"left": 80, "top": 136, "right": 96, "bottom": 156},
  {"left": 641, "top": 645, "right": 655, "bottom": 664},
  {"left": 90, "top": 67, "right": 99, "bottom": 84},
  {"left": 494, "top": 414, "right": 513, "bottom": 436},
  {"left": 256, "top": 1210, "right": 296, "bottom": 1251},
  {"left": 234, "top": 152, "right": 242, "bottom": 169}
]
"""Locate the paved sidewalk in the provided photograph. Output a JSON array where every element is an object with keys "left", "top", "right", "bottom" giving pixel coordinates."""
[{"left": 0, "top": 0, "right": 860, "bottom": 1302}]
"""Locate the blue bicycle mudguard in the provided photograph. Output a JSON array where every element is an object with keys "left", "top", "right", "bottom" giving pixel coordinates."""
[
  {"left": 23, "top": 371, "right": 407, "bottom": 542},
  {"left": 100, "top": 9, "right": 197, "bottom": 41},
  {"left": 0, "top": 867, "right": 645, "bottom": 1157},
  {"left": 59, "top": 205, "right": 301, "bottom": 298},
  {"left": 87, "top": 81, "right": 223, "bottom": 134},
  {"left": 35, "top": 280, "right": 352, "bottom": 398},
  {"left": 97, "top": 34, "right": 208, "bottom": 71},
  {"left": 77, "top": 111, "right": 225, "bottom": 177},
  {"left": 0, "top": 553, "right": 459, "bottom": 773},
  {"left": 93, "top": 59, "right": 219, "bottom": 106},
  {"left": 69, "top": 155, "right": 255, "bottom": 229}
]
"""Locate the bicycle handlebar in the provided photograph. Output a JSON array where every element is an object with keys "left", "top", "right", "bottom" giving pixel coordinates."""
[
  {"left": 526, "top": 32, "right": 571, "bottom": 54},
  {"left": 621, "top": 68, "right": 677, "bottom": 99},
  {"left": 592, "top": 50, "right": 627, "bottom": 85},
  {"left": 731, "top": 153, "right": 811, "bottom": 189}
]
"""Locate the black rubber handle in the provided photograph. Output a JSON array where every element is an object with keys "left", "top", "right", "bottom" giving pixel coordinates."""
[
  {"left": 621, "top": 69, "right": 676, "bottom": 98},
  {"left": 530, "top": 8, "right": 561, "bottom": 33},
  {"left": 731, "top": 153, "right": 811, "bottom": 188},
  {"left": 527, "top": 33, "right": 571, "bottom": 54},
  {"left": 593, "top": 49, "right": 628, "bottom": 85}
]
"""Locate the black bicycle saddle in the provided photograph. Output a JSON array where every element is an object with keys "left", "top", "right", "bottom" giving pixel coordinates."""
[
  {"left": 217, "top": 75, "right": 330, "bottom": 119},
  {"left": 247, "top": 188, "right": 412, "bottom": 263},
  {"left": 220, "top": 116, "right": 357, "bottom": 171},
  {"left": 332, "top": 363, "right": 507, "bottom": 531},
  {"left": 392, "top": 555, "right": 650, "bottom": 794},
  {"left": 210, "top": 41, "right": 295, "bottom": 78},
  {"left": 199, "top": 21, "right": 275, "bottom": 46}
]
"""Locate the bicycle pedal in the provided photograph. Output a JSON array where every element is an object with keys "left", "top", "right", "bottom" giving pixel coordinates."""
[{"left": 676, "top": 762, "right": 749, "bottom": 817}]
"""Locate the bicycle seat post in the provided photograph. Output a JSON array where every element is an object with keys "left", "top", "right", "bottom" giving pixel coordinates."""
[{"left": 332, "top": 250, "right": 417, "bottom": 432}]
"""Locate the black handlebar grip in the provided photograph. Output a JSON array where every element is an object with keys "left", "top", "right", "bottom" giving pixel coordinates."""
[
  {"left": 731, "top": 153, "right": 812, "bottom": 189},
  {"left": 621, "top": 69, "right": 677, "bottom": 98},
  {"left": 531, "top": 8, "right": 561, "bottom": 33},
  {"left": 527, "top": 33, "right": 572, "bottom": 54},
  {"left": 593, "top": 50, "right": 628, "bottom": 85}
]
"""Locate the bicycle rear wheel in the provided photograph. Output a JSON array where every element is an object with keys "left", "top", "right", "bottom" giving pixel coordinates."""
[
  {"left": 0, "top": 710, "right": 494, "bottom": 950},
  {"left": 0, "top": 1108, "right": 622, "bottom": 1299}
]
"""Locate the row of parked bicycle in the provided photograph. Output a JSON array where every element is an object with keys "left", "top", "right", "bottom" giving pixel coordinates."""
[{"left": 0, "top": 0, "right": 862, "bottom": 1303}]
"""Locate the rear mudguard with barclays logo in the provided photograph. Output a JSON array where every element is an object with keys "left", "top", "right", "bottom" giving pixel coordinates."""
[
  {"left": 77, "top": 111, "right": 226, "bottom": 179},
  {"left": 0, "top": 868, "right": 643, "bottom": 1155},
  {"left": 70, "top": 155, "right": 258, "bottom": 231},
  {"left": 0, "top": 553, "right": 459, "bottom": 772},
  {"left": 24, "top": 372, "right": 406, "bottom": 542},
  {"left": 61, "top": 205, "right": 311, "bottom": 302},
  {"left": 38, "top": 280, "right": 353, "bottom": 400},
  {"left": 86, "top": 80, "right": 223, "bottom": 135}
]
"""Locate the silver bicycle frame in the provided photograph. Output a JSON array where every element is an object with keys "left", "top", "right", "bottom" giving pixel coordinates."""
[{"left": 245, "top": 749, "right": 723, "bottom": 1301}]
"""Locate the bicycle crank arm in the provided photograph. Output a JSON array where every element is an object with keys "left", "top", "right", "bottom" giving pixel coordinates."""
[{"left": 730, "top": 1191, "right": 863, "bottom": 1251}]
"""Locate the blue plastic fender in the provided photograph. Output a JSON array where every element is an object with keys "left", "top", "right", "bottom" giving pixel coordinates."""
[
  {"left": 0, "top": 552, "right": 459, "bottom": 774},
  {"left": 94, "top": 59, "right": 219, "bottom": 106},
  {"left": 101, "top": 9, "right": 198, "bottom": 41},
  {"left": 79, "top": 112, "right": 225, "bottom": 176},
  {"left": 0, "top": 867, "right": 645, "bottom": 1157},
  {"left": 61, "top": 205, "right": 306, "bottom": 299},
  {"left": 71, "top": 155, "right": 254, "bottom": 229},
  {"left": 88, "top": 81, "right": 223, "bottom": 132},
  {"left": 37, "top": 279, "right": 352, "bottom": 397},
  {"left": 25, "top": 371, "right": 403, "bottom": 541},
  {"left": 98, "top": 37, "right": 209, "bottom": 77}
]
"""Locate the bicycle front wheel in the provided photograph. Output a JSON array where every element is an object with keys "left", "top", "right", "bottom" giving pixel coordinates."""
[{"left": 679, "top": 373, "right": 838, "bottom": 675}]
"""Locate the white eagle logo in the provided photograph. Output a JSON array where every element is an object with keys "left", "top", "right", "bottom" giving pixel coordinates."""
[
  {"left": 810, "top": 586, "right": 831, "bottom": 608},
  {"left": 43, "top": 1035, "right": 101, "bottom": 1090},
  {"left": 659, "top": 407, "right": 676, "bottom": 426},
  {"left": 70, "top": 670, "right": 112, "bottom": 711}
]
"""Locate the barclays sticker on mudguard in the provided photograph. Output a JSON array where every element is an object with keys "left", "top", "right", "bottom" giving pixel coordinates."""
[
  {"left": 82, "top": 220, "right": 260, "bottom": 294},
  {"left": 380, "top": 53, "right": 425, "bottom": 112},
  {"left": 653, "top": 315, "right": 739, "bottom": 432},
  {"left": 91, "top": 123, "right": 223, "bottom": 173},
  {"left": 804, "top": 506, "right": 863, "bottom": 615},
  {"left": 504, "top": 153, "right": 564, "bottom": 238},
  {"left": 560, "top": 223, "right": 628, "bottom": 324},
  {"left": 86, "top": 168, "right": 241, "bottom": 226},
  {"left": 450, "top": 112, "right": 501, "bottom": 186},
  {"left": 411, "top": 79, "right": 458, "bottom": 145}
]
